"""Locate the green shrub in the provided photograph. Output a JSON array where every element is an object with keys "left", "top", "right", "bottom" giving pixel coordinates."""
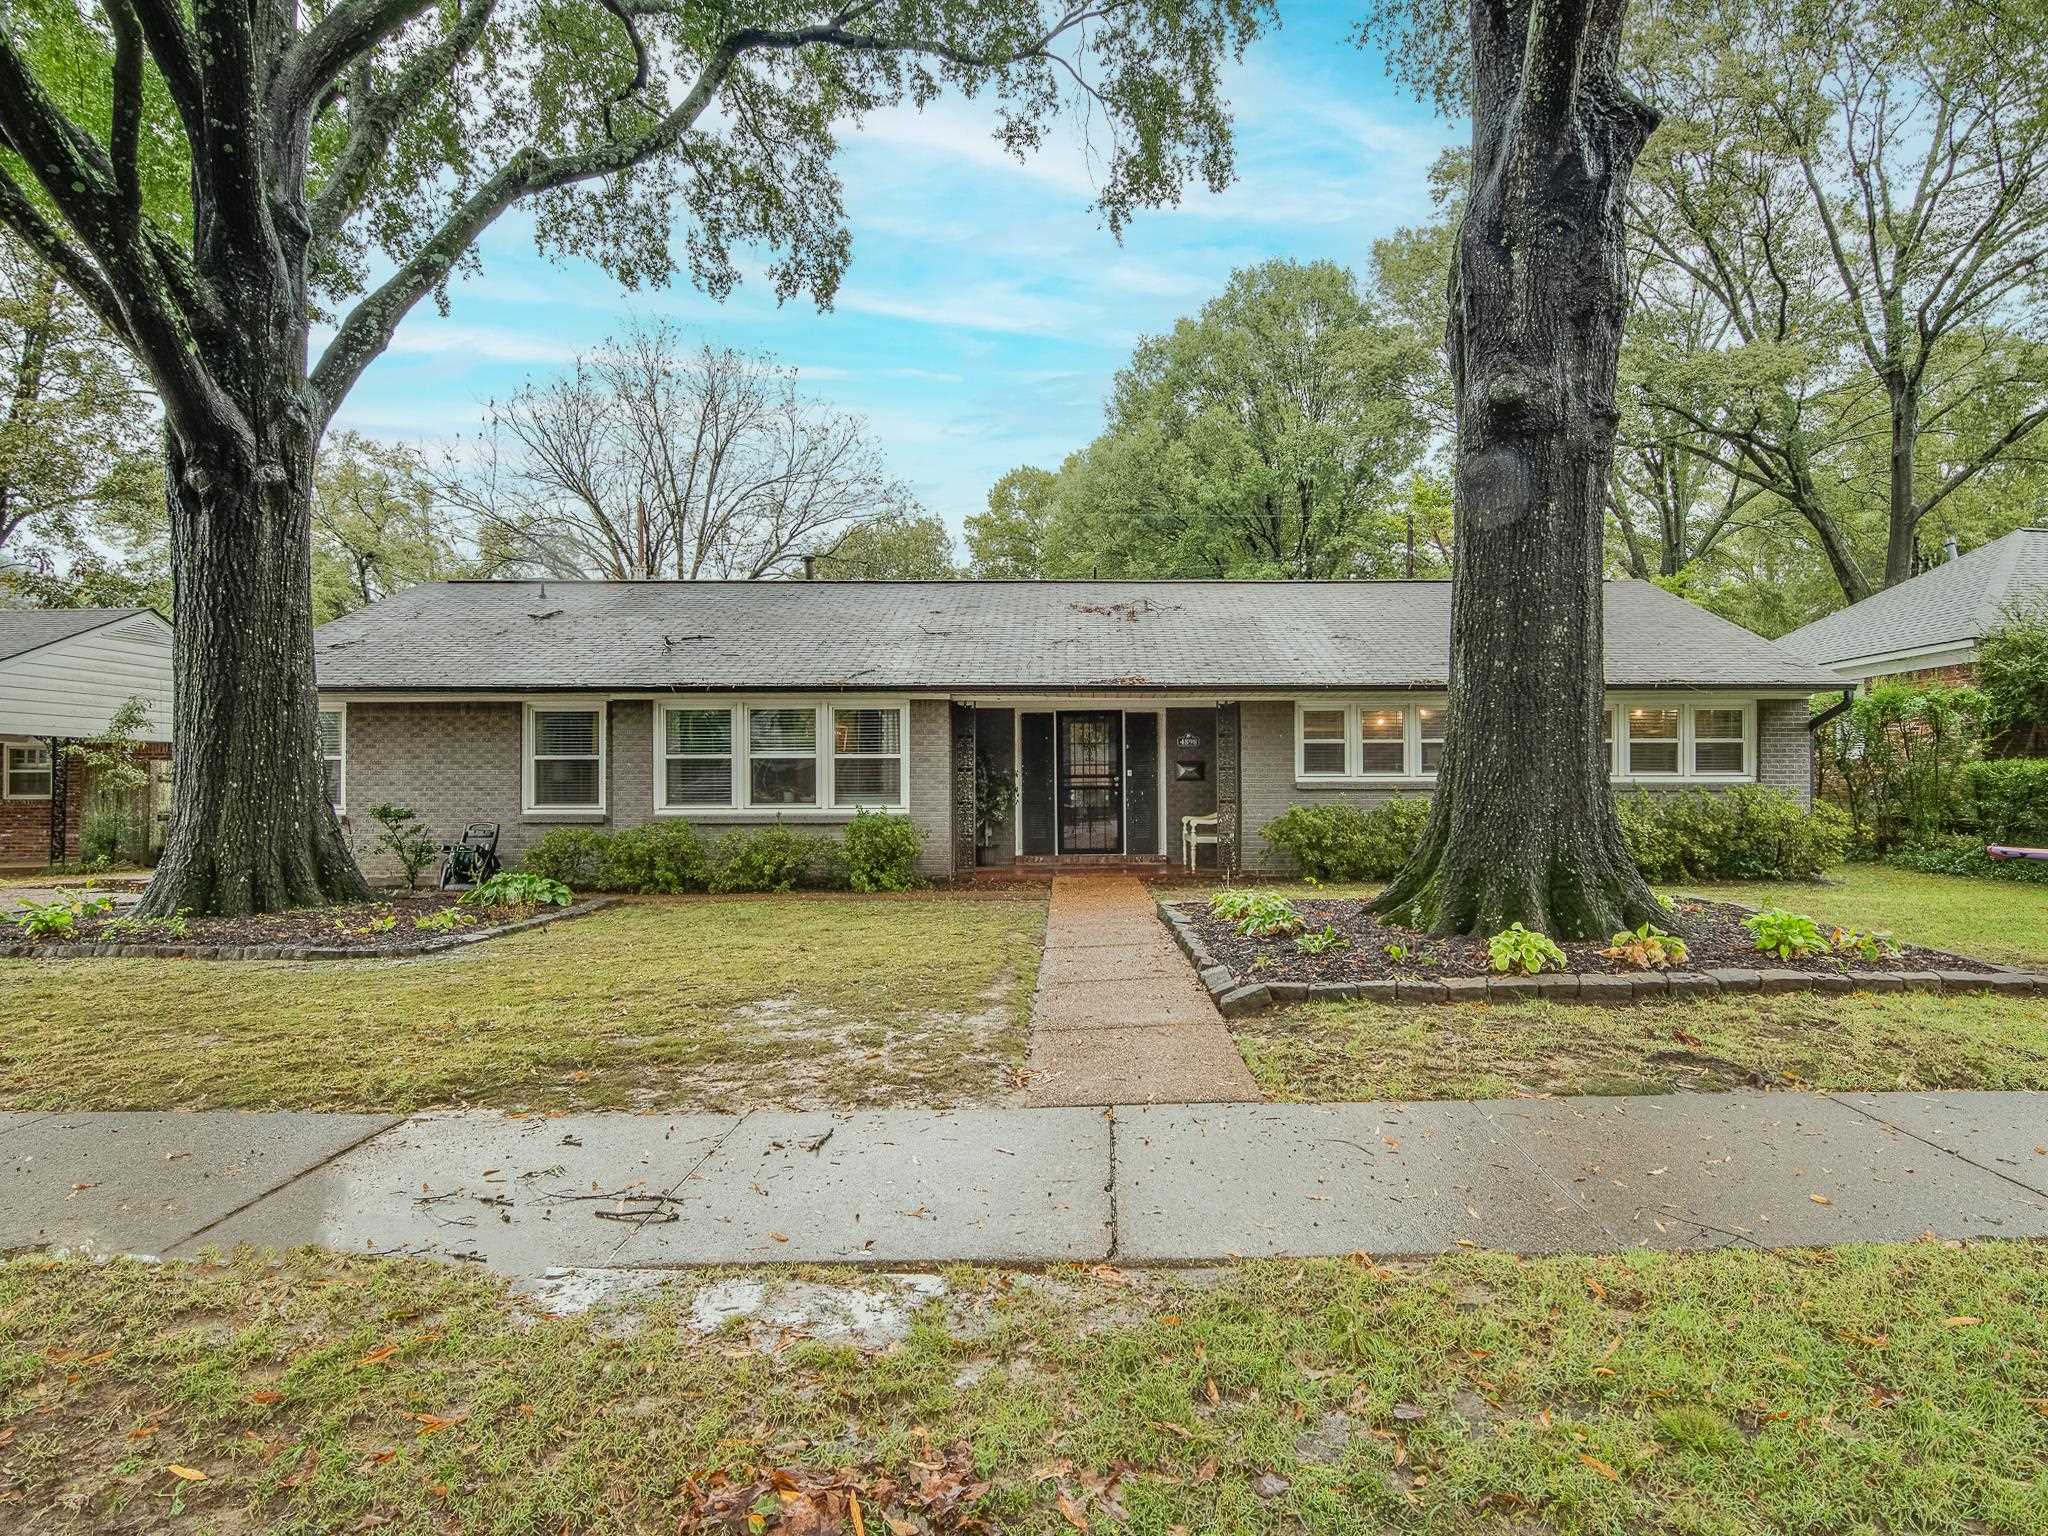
[
  {"left": 841, "top": 809, "right": 923, "bottom": 892},
  {"left": 11, "top": 890, "right": 113, "bottom": 940},
  {"left": 1264, "top": 799, "right": 1429, "bottom": 881},
  {"left": 1616, "top": 787, "right": 1848, "bottom": 882},
  {"left": 522, "top": 827, "right": 609, "bottom": 888},
  {"left": 1963, "top": 758, "right": 2048, "bottom": 846},
  {"left": 1882, "top": 835, "right": 2048, "bottom": 884},
  {"left": 1977, "top": 600, "right": 2048, "bottom": 755},
  {"left": 1488, "top": 922, "right": 1566, "bottom": 975},
  {"left": 463, "top": 871, "right": 573, "bottom": 908},
  {"left": 1816, "top": 682, "right": 1988, "bottom": 851},
  {"left": 80, "top": 808, "right": 127, "bottom": 867},
  {"left": 596, "top": 821, "right": 709, "bottom": 894},
  {"left": 709, "top": 826, "right": 817, "bottom": 893}
]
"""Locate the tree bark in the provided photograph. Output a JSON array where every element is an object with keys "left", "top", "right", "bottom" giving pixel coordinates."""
[
  {"left": 1372, "top": 0, "right": 1666, "bottom": 941},
  {"left": 137, "top": 407, "right": 368, "bottom": 916},
  {"left": 1883, "top": 380, "right": 1920, "bottom": 588}
]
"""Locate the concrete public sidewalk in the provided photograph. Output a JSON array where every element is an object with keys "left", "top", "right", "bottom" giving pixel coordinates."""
[{"left": 6, "top": 1090, "right": 2047, "bottom": 1276}]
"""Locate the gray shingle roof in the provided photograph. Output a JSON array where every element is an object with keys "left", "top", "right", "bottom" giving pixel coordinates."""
[
  {"left": 1777, "top": 527, "right": 2048, "bottom": 669},
  {"left": 0, "top": 607, "right": 149, "bottom": 664},
  {"left": 315, "top": 580, "right": 1841, "bottom": 693}
]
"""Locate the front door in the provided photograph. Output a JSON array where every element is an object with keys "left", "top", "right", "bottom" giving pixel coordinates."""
[{"left": 1057, "top": 711, "right": 1122, "bottom": 853}]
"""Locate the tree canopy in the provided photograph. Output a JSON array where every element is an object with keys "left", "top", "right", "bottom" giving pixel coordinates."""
[{"left": 968, "top": 259, "right": 1434, "bottom": 579}]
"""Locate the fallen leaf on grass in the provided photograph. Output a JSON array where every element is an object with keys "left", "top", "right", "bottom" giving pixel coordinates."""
[
  {"left": 1585, "top": 1277, "right": 1608, "bottom": 1300},
  {"left": 1391, "top": 1403, "right": 1426, "bottom": 1423},
  {"left": 167, "top": 1465, "right": 207, "bottom": 1482},
  {"left": 1944, "top": 1316, "right": 1983, "bottom": 1328},
  {"left": 247, "top": 1391, "right": 282, "bottom": 1406},
  {"left": 409, "top": 1411, "right": 468, "bottom": 1436},
  {"left": 1577, "top": 1454, "right": 1619, "bottom": 1482},
  {"left": 359, "top": 1344, "right": 398, "bottom": 1366},
  {"left": 125, "top": 1424, "right": 157, "bottom": 1442},
  {"left": 1055, "top": 1491, "right": 1089, "bottom": 1531}
]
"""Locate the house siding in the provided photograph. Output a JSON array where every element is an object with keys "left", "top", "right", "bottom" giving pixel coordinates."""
[
  {"left": 336, "top": 697, "right": 953, "bottom": 883},
  {"left": 1239, "top": 695, "right": 1814, "bottom": 874}
]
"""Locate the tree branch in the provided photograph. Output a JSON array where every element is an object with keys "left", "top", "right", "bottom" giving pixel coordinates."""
[
  {"left": 123, "top": 0, "right": 204, "bottom": 142},
  {"left": 103, "top": 0, "right": 144, "bottom": 235},
  {"left": 0, "top": 165, "right": 133, "bottom": 348},
  {"left": 308, "top": 0, "right": 498, "bottom": 245},
  {"left": 270, "top": 0, "right": 436, "bottom": 152}
]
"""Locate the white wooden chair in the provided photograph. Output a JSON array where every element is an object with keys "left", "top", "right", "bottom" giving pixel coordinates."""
[{"left": 1181, "top": 812, "right": 1218, "bottom": 869}]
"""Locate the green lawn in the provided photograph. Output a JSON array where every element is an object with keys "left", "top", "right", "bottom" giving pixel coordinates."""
[
  {"left": 0, "top": 893, "right": 1045, "bottom": 1114},
  {"left": 3, "top": 1244, "right": 2042, "bottom": 1534},
  {"left": 1234, "top": 866, "right": 2048, "bottom": 1103}
]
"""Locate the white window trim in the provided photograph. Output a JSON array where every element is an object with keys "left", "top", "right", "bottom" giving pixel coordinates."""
[
  {"left": 319, "top": 703, "right": 347, "bottom": 815},
  {"left": 654, "top": 703, "right": 738, "bottom": 813},
  {"left": 1611, "top": 697, "right": 1756, "bottom": 784},
  {"left": 1288, "top": 696, "right": 1758, "bottom": 788},
  {"left": 830, "top": 702, "right": 909, "bottom": 811},
  {"left": 1293, "top": 699, "right": 1443, "bottom": 784},
  {"left": 3, "top": 740, "right": 53, "bottom": 801},
  {"left": 651, "top": 698, "right": 912, "bottom": 818},
  {"left": 523, "top": 700, "right": 607, "bottom": 816}
]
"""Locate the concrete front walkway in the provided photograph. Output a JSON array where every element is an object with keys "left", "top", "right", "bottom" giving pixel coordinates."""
[
  {"left": 6, "top": 1091, "right": 2046, "bottom": 1276},
  {"left": 1018, "top": 874, "right": 1261, "bottom": 1106}
]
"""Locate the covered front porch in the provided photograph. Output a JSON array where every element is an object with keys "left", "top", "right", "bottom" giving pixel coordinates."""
[{"left": 949, "top": 701, "right": 1243, "bottom": 876}]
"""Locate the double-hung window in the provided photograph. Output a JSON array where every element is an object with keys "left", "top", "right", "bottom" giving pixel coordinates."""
[
  {"left": 748, "top": 707, "right": 818, "bottom": 806},
  {"left": 1357, "top": 708, "right": 1405, "bottom": 774},
  {"left": 527, "top": 705, "right": 604, "bottom": 812},
  {"left": 1299, "top": 708, "right": 1348, "bottom": 777},
  {"left": 663, "top": 709, "right": 734, "bottom": 807},
  {"left": 3, "top": 742, "right": 52, "bottom": 799},
  {"left": 1295, "top": 702, "right": 1444, "bottom": 780},
  {"left": 656, "top": 701, "right": 911, "bottom": 813},
  {"left": 832, "top": 707, "right": 903, "bottom": 807},
  {"left": 317, "top": 708, "right": 345, "bottom": 812},
  {"left": 1693, "top": 707, "right": 1748, "bottom": 776},
  {"left": 1624, "top": 706, "right": 1681, "bottom": 776}
]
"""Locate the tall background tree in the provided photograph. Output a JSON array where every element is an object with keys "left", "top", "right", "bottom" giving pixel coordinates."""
[
  {"left": 0, "top": 0, "right": 1274, "bottom": 914},
  {"left": 443, "top": 324, "right": 921, "bottom": 580},
  {"left": 0, "top": 230, "right": 160, "bottom": 598},
  {"left": 1360, "top": 0, "right": 1667, "bottom": 938},
  {"left": 311, "top": 431, "right": 481, "bottom": 620},
  {"left": 969, "top": 259, "right": 1434, "bottom": 578}
]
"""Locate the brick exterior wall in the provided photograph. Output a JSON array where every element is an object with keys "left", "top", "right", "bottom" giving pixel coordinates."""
[
  {"left": 1239, "top": 696, "right": 1815, "bottom": 874},
  {"left": 0, "top": 740, "right": 170, "bottom": 868},
  {"left": 337, "top": 697, "right": 954, "bottom": 883}
]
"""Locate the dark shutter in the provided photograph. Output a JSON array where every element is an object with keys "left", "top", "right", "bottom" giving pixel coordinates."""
[
  {"left": 1019, "top": 712, "right": 1055, "bottom": 855},
  {"left": 1123, "top": 712, "right": 1160, "bottom": 855}
]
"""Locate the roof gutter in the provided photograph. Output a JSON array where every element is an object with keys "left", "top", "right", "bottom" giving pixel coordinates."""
[{"left": 1807, "top": 688, "right": 1856, "bottom": 734}]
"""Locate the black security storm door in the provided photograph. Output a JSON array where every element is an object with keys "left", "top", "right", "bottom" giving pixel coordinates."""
[{"left": 1057, "top": 711, "right": 1122, "bottom": 853}]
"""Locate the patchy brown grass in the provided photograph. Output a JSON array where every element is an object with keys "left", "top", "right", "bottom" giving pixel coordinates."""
[{"left": 0, "top": 893, "right": 1045, "bottom": 1114}]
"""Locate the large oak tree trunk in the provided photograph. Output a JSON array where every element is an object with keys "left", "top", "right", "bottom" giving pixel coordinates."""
[
  {"left": 1372, "top": 0, "right": 1665, "bottom": 941},
  {"left": 135, "top": 312, "right": 368, "bottom": 917}
]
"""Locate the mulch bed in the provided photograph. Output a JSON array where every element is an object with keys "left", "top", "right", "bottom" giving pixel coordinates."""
[
  {"left": 63, "top": 894, "right": 524, "bottom": 953},
  {"left": 1174, "top": 897, "right": 2004, "bottom": 985},
  {"left": 0, "top": 893, "right": 614, "bottom": 960}
]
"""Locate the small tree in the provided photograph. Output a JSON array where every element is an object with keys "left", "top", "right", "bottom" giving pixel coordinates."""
[
  {"left": 62, "top": 694, "right": 153, "bottom": 794},
  {"left": 1977, "top": 602, "right": 2048, "bottom": 758},
  {"left": 365, "top": 803, "right": 438, "bottom": 891}
]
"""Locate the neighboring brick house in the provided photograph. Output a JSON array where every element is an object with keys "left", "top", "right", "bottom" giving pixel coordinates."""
[
  {"left": 1779, "top": 525, "right": 2048, "bottom": 689},
  {"left": 315, "top": 579, "right": 1843, "bottom": 881},
  {"left": 0, "top": 608, "right": 174, "bottom": 867}
]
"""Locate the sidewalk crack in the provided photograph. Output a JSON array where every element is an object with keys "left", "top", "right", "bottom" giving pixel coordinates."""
[
  {"left": 1104, "top": 1108, "right": 1120, "bottom": 1262},
  {"left": 169, "top": 1114, "right": 411, "bottom": 1253},
  {"left": 1826, "top": 1093, "right": 2048, "bottom": 1204}
]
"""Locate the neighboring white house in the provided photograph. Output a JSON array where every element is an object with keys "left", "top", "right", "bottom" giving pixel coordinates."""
[{"left": 0, "top": 607, "right": 174, "bottom": 866}]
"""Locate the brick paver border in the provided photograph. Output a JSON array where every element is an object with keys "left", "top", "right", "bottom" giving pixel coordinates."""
[{"left": 1156, "top": 900, "right": 2046, "bottom": 1017}]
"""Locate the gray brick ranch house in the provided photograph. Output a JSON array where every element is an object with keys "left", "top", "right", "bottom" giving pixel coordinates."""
[{"left": 313, "top": 579, "right": 1844, "bottom": 881}]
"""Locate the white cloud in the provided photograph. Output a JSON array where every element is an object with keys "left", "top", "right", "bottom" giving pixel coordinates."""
[{"left": 383, "top": 321, "right": 583, "bottom": 366}]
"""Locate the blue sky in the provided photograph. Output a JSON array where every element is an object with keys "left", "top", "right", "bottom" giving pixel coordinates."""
[{"left": 329, "top": 1, "right": 1463, "bottom": 540}]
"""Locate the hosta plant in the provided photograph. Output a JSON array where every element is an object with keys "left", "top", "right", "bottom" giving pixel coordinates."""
[
  {"left": 1601, "top": 923, "right": 1690, "bottom": 971},
  {"left": 1294, "top": 924, "right": 1349, "bottom": 955},
  {"left": 1487, "top": 923, "right": 1567, "bottom": 976},
  {"left": 1830, "top": 926, "right": 1900, "bottom": 963},
  {"left": 1742, "top": 908, "right": 1828, "bottom": 960},
  {"left": 1231, "top": 893, "right": 1304, "bottom": 940},
  {"left": 464, "top": 873, "right": 574, "bottom": 909}
]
